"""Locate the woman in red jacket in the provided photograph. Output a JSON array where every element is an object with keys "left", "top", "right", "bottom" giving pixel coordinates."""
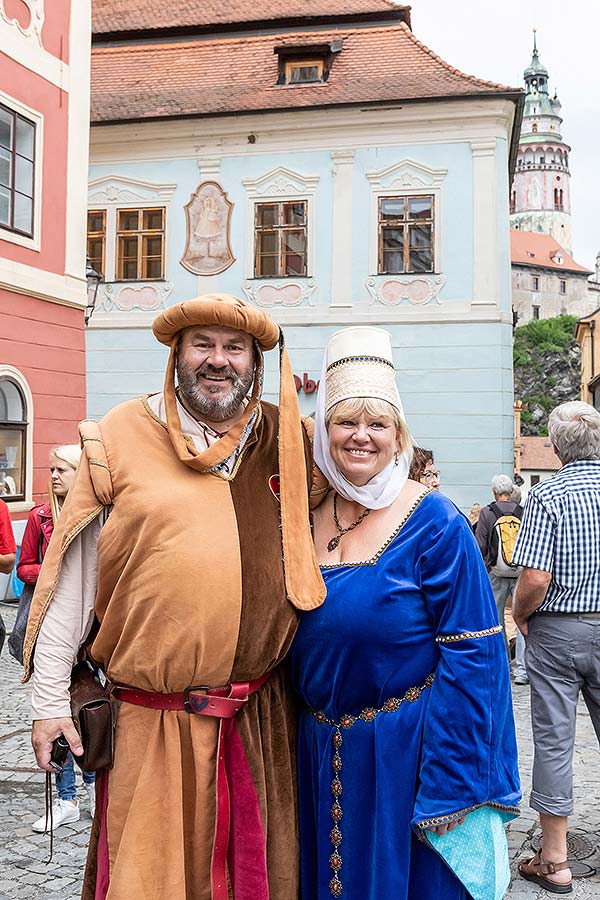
[{"left": 18, "top": 444, "right": 96, "bottom": 832}]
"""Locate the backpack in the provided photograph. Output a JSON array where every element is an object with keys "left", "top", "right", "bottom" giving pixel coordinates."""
[{"left": 488, "top": 501, "right": 523, "bottom": 578}]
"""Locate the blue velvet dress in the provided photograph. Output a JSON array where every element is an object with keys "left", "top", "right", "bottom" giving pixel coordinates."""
[{"left": 290, "top": 491, "right": 520, "bottom": 900}]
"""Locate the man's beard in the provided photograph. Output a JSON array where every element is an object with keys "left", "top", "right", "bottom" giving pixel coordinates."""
[{"left": 176, "top": 358, "right": 255, "bottom": 423}]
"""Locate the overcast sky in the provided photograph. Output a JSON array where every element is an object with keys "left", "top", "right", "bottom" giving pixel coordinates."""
[{"left": 407, "top": 0, "right": 599, "bottom": 271}]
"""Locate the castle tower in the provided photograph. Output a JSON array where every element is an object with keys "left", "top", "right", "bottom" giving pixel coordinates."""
[{"left": 510, "top": 31, "right": 572, "bottom": 253}]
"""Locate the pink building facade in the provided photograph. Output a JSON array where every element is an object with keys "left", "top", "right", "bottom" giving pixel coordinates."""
[{"left": 0, "top": 0, "right": 90, "bottom": 520}]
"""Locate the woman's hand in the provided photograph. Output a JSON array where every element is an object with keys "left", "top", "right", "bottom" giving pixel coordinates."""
[{"left": 428, "top": 815, "right": 466, "bottom": 835}]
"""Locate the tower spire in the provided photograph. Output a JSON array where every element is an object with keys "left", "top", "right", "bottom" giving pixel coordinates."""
[{"left": 511, "top": 33, "right": 573, "bottom": 254}]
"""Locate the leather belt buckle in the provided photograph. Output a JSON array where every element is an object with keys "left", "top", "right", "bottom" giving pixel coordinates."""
[{"left": 183, "top": 685, "right": 211, "bottom": 715}]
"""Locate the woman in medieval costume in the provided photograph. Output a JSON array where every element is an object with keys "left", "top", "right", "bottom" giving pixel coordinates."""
[
  {"left": 16, "top": 445, "right": 96, "bottom": 832},
  {"left": 290, "top": 327, "right": 521, "bottom": 900}
]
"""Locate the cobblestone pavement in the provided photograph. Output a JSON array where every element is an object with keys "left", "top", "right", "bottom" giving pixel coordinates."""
[{"left": 1, "top": 601, "right": 599, "bottom": 899}]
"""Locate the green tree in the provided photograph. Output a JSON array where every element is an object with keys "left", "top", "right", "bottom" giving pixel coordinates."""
[{"left": 513, "top": 315, "right": 580, "bottom": 436}]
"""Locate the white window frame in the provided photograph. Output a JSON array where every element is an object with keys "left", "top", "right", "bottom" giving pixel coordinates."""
[
  {"left": 366, "top": 160, "right": 447, "bottom": 276},
  {"left": 242, "top": 167, "right": 319, "bottom": 280},
  {"left": 0, "top": 90, "right": 43, "bottom": 251},
  {"left": 0, "top": 364, "right": 33, "bottom": 512}
]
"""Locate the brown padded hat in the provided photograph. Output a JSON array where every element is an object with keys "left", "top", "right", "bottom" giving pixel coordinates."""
[{"left": 152, "top": 293, "right": 280, "bottom": 349}]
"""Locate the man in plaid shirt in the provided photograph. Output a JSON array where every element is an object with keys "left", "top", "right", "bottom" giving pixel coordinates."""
[{"left": 512, "top": 400, "right": 600, "bottom": 894}]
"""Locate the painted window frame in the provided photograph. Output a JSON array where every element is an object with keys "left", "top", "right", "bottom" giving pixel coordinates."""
[
  {"left": 86, "top": 176, "right": 177, "bottom": 284},
  {"left": 242, "top": 167, "right": 319, "bottom": 281},
  {"left": 87, "top": 209, "right": 106, "bottom": 278},
  {"left": 366, "top": 160, "right": 446, "bottom": 277},
  {"left": 0, "top": 91, "right": 42, "bottom": 251},
  {"left": 376, "top": 194, "right": 435, "bottom": 276},
  {"left": 254, "top": 200, "right": 308, "bottom": 278},
  {"left": 284, "top": 59, "right": 325, "bottom": 85},
  {"left": 115, "top": 207, "right": 166, "bottom": 281},
  {"left": 0, "top": 366, "right": 33, "bottom": 509}
]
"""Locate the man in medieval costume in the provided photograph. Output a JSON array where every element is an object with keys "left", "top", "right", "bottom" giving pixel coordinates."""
[{"left": 24, "top": 294, "right": 325, "bottom": 900}]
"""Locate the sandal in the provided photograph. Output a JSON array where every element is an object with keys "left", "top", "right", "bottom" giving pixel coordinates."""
[{"left": 518, "top": 850, "right": 573, "bottom": 894}]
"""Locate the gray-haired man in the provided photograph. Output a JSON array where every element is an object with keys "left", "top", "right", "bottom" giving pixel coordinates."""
[
  {"left": 475, "top": 474, "right": 523, "bottom": 658},
  {"left": 513, "top": 401, "right": 600, "bottom": 893}
]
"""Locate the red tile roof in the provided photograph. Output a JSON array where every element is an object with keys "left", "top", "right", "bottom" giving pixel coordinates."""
[
  {"left": 519, "top": 436, "right": 560, "bottom": 472},
  {"left": 511, "top": 230, "right": 592, "bottom": 275},
  {"left": 91, "top": 22, "right": 519, "bottom": 123},
  {"left": 92, "top": 0, "right": 409, "bottom": 35}
]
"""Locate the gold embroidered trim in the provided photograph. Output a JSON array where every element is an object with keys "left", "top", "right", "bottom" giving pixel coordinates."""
[
  {"left": 87, "top": 458, "right": 110, "bottom": 472},
  {"left": 416, "top": 800, "right": 520, "bottom": 831},
  {"left": 326, "top": 355, "right": 395, "bottom": 373},
  {"left": 309, "top": 673, "right": 435, "bottom": 897},
  {"left": 320, "top": 488, "right": 432, "bottom": 569},
  {"left": 435, "top": 625, "right": 503, "bottom": 644}
]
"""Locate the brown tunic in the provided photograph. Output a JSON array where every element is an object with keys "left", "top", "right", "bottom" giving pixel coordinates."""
[{"left": 25, "top": 396, "right": 311, "bottom": 900}]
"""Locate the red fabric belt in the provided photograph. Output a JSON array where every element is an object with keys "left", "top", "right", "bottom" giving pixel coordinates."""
[{"left": 114, "top": 674, "right": 271, "bottom": 900}]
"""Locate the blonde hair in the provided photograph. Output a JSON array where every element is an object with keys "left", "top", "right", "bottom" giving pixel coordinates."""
[
  {"left": 49, "top": 444, "right": 82, "bottom": 520},
  {"left": 50, "top": 444, "right": 82, "bottom": 471},
  {"left": 326, "top": 397, "right": 413, "bottom": 465},
  {"left": 468, "top": 502, "right": 481, "bottom": 526}
]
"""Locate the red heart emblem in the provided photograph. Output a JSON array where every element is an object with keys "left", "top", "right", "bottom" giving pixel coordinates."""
[{"left": 269, "top": 474, "right": 281, "bottom": 501}]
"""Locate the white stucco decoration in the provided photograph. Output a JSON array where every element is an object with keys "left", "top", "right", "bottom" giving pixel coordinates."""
[
  {"left": 96, "top": 281, "right": 174, "bottom": 313},
  {"left": 366, "top": 159, "right": 447, "bottom": 192},
  {"left": 242, "top": 278, "right": 317, "bottom": 308},
  {"left": 88, "top": 175, "right": 177, "bottom": 206},
  {"left": 242, "top": 166, "right": 319, "bottom": 198},
  {"left": 0, "top": 0, "right": 44, "bottom": 44},
  {"left": 366, "top": 275, "right": 446, "bottom": 306}
]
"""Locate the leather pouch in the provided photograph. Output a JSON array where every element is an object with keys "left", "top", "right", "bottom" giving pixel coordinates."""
[{"left": 70, "top": 660, "right": 116, "bottom": 771}]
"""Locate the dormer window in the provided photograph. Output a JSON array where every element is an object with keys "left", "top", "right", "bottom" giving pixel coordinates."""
[
  {"left": 285, "top": 59, "right": 324, "bottom": 85},
  {"left": 275, "top": 41, "right": 342, "bottom": 86}
]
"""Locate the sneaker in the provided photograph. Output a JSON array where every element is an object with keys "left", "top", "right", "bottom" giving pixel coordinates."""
[
  {"left": 514, "top": 674, "right": 530, "bottom": 685},
  {"left": 31, "top": 798, "right": 80, "bottom": 833},
  {"left": 84, "top": 782, "right": 96, "bottom": 818}
]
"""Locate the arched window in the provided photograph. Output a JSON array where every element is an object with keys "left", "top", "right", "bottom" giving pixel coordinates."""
[
  {"left": 532, "top": 123, "right": 538, "bottom": 133},
  {"left": 559, "top": 189, "right": 564, "bottom": 210},
  {"left": 510, "top": 191, "right": 517, "bottom": 214},
  {"left": 0, "top": 374, "right": 29, "bottom": 502}
]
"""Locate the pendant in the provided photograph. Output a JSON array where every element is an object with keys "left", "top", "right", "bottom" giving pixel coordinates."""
[{"left": 327, "top": 536, "right": 341, "bottom": 553}]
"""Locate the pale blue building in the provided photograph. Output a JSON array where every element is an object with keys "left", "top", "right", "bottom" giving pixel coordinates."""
[{"left": 87, "top": 1, "right": 523, "bottom": 510}]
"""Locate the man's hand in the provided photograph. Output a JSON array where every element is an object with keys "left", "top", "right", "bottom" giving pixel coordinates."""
[
  {"left": 428, "top": 815, "right": 466, "bottom": 835},
  {"left": 32, "top": 718, "right": 83, "bottom": 772},
  {"left": 513, "top": 567, "right": 552, "bottom": 636}
]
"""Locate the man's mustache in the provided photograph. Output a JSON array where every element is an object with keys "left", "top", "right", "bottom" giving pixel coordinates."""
[{"left": 195, "top": 364, "right": 239, "bottom": 383}]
